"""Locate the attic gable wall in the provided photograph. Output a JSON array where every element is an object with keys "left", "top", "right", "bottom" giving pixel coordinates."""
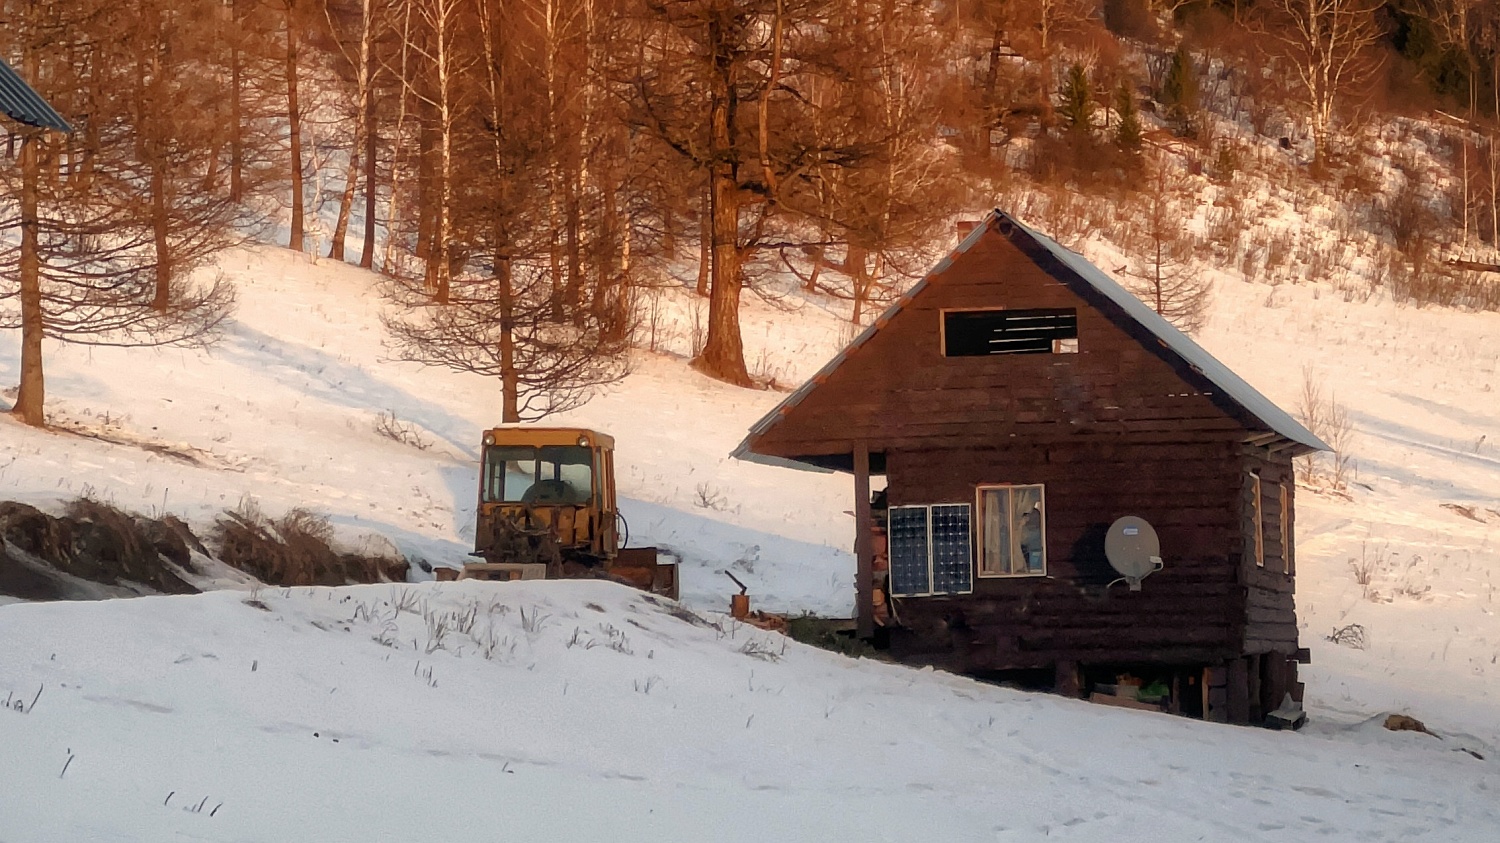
[{"left": 752, "top": 229, "right": 1246, "bottom": 459}]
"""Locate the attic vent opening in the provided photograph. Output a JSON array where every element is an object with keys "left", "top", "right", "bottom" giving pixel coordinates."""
[{"left": 943, "top": 308, "right": 1079, "bottom": 356}]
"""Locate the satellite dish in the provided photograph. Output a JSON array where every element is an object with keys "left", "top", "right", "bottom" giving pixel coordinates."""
[{"left": 1105, "top": 516, "right": 1164, "bottom": 592}]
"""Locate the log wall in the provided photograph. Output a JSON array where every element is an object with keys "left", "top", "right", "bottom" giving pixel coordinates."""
[
  {"left": 1240, "top": 447, "right": 1299, "bottom": 654},
  {"left": 885, "top": 439, "right": 1248, "bottom": 671}
]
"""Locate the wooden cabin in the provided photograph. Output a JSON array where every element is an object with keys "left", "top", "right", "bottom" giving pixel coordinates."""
[{"left": 733, "top": 210, "right": 1328, "bottom": 725}]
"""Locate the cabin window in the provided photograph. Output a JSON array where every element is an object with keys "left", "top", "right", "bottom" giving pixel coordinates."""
[
  {"left": 977, "top": 485, "right": 1047, "bottom": 576},
  {"left": 942, "top": 308, "right": 1078, "bottom": 356},
  {"left": 887, "top": 504, "right": 974, "bottom": 597},
  {"left": 482, "top": 445, "right": 594, "bottom": 505},
  {"left": 1250, "top": 473, "right": 1265, "bottom": 568},
  {"left": 1279, "top": 482, "right": 1291, "bottom": 575}
]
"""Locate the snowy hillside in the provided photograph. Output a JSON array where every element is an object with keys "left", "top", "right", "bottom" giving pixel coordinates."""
[
  {"left": 1194, "top": 271, "right": 1500, "bottom": 743},
  {"left": 1, "top": 581, "right": 1496, "bottom": 842},
  {"left": 0, "top": 246, "right": 857, "bottom": 614},
  {"left": 2, "top": 238, "right": 1499, "bottom": 840}
]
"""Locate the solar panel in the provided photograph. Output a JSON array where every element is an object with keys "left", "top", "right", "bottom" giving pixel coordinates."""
[
  {"left": 887, "top": 505, "right": 930, "bottom": 597},
  {"left": 930, "top": 504, "right": 973, "bottom": 594}
]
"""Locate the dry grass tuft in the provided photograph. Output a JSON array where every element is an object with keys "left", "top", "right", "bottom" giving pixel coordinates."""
[{"left": 212, "top": 501, "right": 405, "bottom": 586}]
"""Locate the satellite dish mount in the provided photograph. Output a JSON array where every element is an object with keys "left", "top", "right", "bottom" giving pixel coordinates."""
[{"left": 1104, "top": 516, "right": 1164, "bottom": 592}]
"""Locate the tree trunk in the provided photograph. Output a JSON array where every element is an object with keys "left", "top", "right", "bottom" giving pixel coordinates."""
[
  {"left": 432, "top": 0, "right": 455, "bottom": 305},
  {"left": 848, "top": 244, "right": 869, "bottom": 325},
  {"left": 595, "top": 171, "right": 620, "bottom": 338},
  {"left": 496, "top": 254, "right": 520, "bottom": 423},
  {"left": 698, "top": 162, "right": 750, "bottom": 385},
  {"left": 416, "top": 118, "right": 434, "bottom": 262},
  {"left": 382, "top": 0, "right": 415, "bottom": 274},
  {"left": 1446, "top": 258, "right": 1500, "bottom": 273},
  {"left": 662, "top": 202, "right": 675, "bottom": 257},
  {"left": 695, "top": 183, "right": 711, "bottom": 296},
  {"left": 286, "top": 1, "right": 305, "bottom": 252},
  {"left": 230, "top": 0, "right": 244, "bottom": 203},
  {"left": 151, "top": 161, "right": 172, "bottom": 311},
  {"left": 982, "top": 21, "right": 1004, "bottom": 146},
  {"left": 695, "top": 20, "right": 751, "bottom": 387},
  {"left": 13, "top": 136, "right": 45, "bottom": 427},
  {"left": 805, "top": 246, "right": 824, "bottom": 292},
  {"left": 1492, "top": 54, "right": 1498, "bottom": 250},
  {"left": 329, "top": 144, "right": 359, "bottom": 260},
  {"left": 360, "top": 34, "right": 378, "bottom": 269},
  {"left": 564, "top": 166, "right": 583, "bottom": 320}
]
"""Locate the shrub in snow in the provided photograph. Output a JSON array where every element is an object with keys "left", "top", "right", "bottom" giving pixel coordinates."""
[{"left": 211, "top": 503, "right": 405, "bottom": 587}]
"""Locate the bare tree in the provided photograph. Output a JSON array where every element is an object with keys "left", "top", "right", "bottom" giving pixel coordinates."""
[
  {"left": 1260, "top": 0, "right": 1385, "bottom": 167},
  {"left": 792, "top": 0, "right": 964, "bottom": 325},
  {"left": 282, "top": 0, "right": 309, "bottom": 251},
  {"left": 322, "top": 0, "right": 393, "bottom": 264},
  {"left": 1467, "top": 0, "right": 1500, "bottom": 251},
  {"left": 621, "top": 1, "right": 853, "bottom": 385},
  {"left": 1428, "top": 0, "right": 1485, "bottom": 245},
  {"left": 211, "top": 0, "right": 284, "bottom": 210},
  {"left": 1296, "top": 366, "right": 1354, "bottom": 491},
  {"left": 619, "top": 0, "right": 911, "bottom": 385},
  {"left": 394, "top": 0, "right": 475, "bottom": 302},
  {"left": 384, "top": 259, "right": 629, "bottom": 421},
  {"left": 128, "top": 0, "right": 252, "bottom": 312},
  {"left": 1, "top": 0, "right": 235, "bottom": 427},
  {"left": 381, "top": 0, "right": 633, "bottom": 421},
  {"left": 1122, "top": 162, "right": 1210, "bottom": 333}
]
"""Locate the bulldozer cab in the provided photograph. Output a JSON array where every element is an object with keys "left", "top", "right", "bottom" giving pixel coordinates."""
[
  {"left": 475, "top": 427, "right": 617, "bottom": 564},
  {"left": 451, "top": 426, "right": 675, "bottom": 600}
]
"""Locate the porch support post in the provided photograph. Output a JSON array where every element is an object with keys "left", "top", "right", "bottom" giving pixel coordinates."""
[
  {"left": 854, "top": 441, "right": 874, "bottom": 640},
  {"left": 1227, "top": 657, "right": 1251, "bottom": 725}
]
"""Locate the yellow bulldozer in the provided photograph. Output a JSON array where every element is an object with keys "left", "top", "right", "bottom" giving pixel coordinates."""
[{"left": 434, "top": 426, "right": 678, "bottom": 599}]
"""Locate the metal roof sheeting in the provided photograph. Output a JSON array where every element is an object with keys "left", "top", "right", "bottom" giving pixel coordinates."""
[
  {"left": 0, "top": 57, "right": 72, "bottom": 133},
  {"left": 1010, "top": 213, "right": 1329, "bottom": 454},
  {"left": 733, "top": 209, "right": 1328, "bottom": 470}
]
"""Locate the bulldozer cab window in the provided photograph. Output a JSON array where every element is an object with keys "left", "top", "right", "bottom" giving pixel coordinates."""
[{"left": 482, "top": 445, "right": 594, "bottom": 505}]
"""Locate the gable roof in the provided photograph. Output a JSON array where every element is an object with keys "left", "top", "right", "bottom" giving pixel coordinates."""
[
  {"left": 733, "top": 209, "right": 1328, "bottom": 471},
  {"left": 0, "top": 57, "right": 72, "bottom": 133}
]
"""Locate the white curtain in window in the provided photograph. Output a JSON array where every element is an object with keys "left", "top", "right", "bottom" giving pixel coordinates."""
[{"left": 981, "top": 488, "right": 1010, "bottom": 575}]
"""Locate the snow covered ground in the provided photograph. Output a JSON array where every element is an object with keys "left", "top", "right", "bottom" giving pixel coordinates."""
[
  {"left": 2, "top": 239, "right": 1498, "bottom": 840},
  {"left": 1, "top": 581, "right": 1496, "bottom": 842},
  {"left": 0, "top": 246, "right": 856, "bottom": 614}
]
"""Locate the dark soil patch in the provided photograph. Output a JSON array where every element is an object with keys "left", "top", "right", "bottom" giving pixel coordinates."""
[
  {"left": 0, "top": 499, "right": 196, "bottom": 598},
  {"left": 65, "top": 499, "right": 198, "bottom": 594}
]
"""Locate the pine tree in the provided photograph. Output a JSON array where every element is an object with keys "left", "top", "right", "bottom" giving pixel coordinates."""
[
  {"left": 1114, "top": 79, "right": 1143, "bottom": 152},
  {"left": 1059, "top": 62, "right": 1094, "bottom": 135},
  {"left": 1161, "top": 45, "right": 1199, "bottom": 138}
]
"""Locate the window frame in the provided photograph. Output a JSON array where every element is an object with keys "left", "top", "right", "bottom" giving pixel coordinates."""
[
  {"left": 975, "top": 483, "right": 1049, "bottom": 579},
  {"left": 886, "top": 503, "right": 975, "bottom": 598},
  {"left": 1279, "top": 481, "right": 1291, "bottom": 575},
  {"left": 480, "top": 444, "right": 596, "bottom": 505},
  {"left": 1250, "top": 472, "right": 1265, "bottom": 569},
  {"left": 939, "top": 307, "right": 1080, "bottom": 358}
]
